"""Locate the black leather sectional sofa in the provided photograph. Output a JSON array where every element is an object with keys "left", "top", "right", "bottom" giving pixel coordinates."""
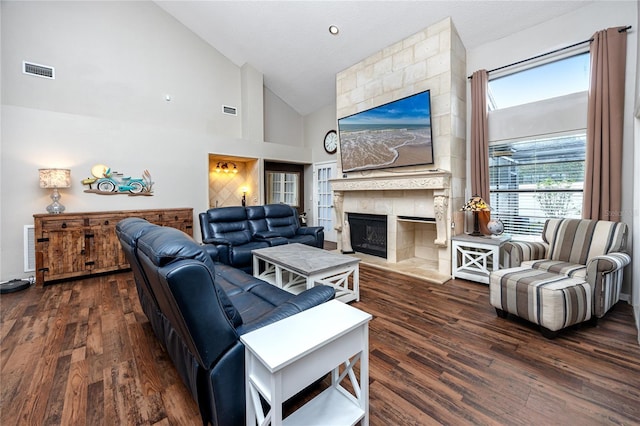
[
  {"left": 199, "top": 204, "right": 324, "bottom": 272},
  {"left": 115, "top": 217, "right": 335, "bottom": 426}
]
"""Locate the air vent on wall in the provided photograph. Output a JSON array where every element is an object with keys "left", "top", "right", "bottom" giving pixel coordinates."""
[
  {"left": 222, "top": 105, "right": 238, "bottom": 116},
  {"left": 24, "top": 225, "right": 35, "bottom": 272},
  {"left": 23, "top": 61, "right": 55, "bottom": 79}
]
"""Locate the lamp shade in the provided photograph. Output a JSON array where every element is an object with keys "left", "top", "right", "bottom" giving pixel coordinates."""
[
  {"left": 39, "top": 168, "right": 71, "bottom": 189},
  {"left": 461, "top": 195, "right": 490, "bottom": 212}
]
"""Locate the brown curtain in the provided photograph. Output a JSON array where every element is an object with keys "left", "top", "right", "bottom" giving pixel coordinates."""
[
  {"left": 583, "top": 27, "right": 627, "bottom": 221},
  {"left": 470, "top": 69, "right": 490, "bottom": 201}
]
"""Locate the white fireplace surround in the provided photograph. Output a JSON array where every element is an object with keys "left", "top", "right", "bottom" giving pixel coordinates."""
[{"left": 330, "top": 170, "right": 452, "bottom": 277}]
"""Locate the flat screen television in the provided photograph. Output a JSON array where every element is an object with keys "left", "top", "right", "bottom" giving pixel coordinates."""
[{"left": 338, "top": 90, "right": 434, "bottom": 173}]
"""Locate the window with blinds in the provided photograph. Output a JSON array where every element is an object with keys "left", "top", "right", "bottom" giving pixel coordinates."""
[
  {"left": 486, "top": 52, "right": 589, "bottom": 239},
  {"left": 489, "top": 133, "right": 585, "bottom": 237}
]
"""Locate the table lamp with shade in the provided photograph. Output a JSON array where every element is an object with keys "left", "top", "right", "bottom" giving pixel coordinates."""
[
  {"left": 461, "top": 195, "right": 490, "bottom": 236},
  {"left": 39, "top": 168, "right": 71, "bottom": 214}
]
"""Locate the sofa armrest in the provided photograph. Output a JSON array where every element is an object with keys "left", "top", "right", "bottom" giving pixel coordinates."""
[
  {"left": 252, "top": 232, "right": 289, "bottom": 246},
  {"left": 296, "top": 226, "right": 323, "bottom": 236},
  {"left": 237, "top": 285, "right": 335, "bottom": 334},
  {"left": 587, "top": 252, "right": 631, "bottom": 318},
  {"left": 202, "top": 238, "right": 231, "bottom": 265},
  {"left": 203, "top": 237, "right": 232, "bottom": 246},
  {"left": 201, "top": 244, "right": 219, "bottom": 262},
  {"left": 253, "top": 230, "right": 280, "bottom": 239},
  {"left": 501, "top": 241, "right": 548, "bottom": 268},
  {"left": 587, "top": 252, "right": 631, "bottom": 274},
  {"left": 264, "top": 237, "right": 289, "bottom": 246}
]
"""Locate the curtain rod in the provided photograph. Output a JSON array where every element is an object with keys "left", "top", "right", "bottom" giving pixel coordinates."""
[{"left": 467, "top": 25, "right": 632, "bottom": 79}]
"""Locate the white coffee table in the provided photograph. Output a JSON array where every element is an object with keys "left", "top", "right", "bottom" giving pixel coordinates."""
[
  {"left": 240, "top": 300, "right": 372, "bottom": 426},
  {"left": 252, "top": 243, "right": 360, "bottom": 303}
]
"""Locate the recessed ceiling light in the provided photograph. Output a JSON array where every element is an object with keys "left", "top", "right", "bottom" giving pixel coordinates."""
[{"left": 329, "top": 25, "right": 339, "bottom": 35}]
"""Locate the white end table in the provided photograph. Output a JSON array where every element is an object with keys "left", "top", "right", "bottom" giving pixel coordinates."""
[
  {"left": 240, "top": 300, "right": 372, "bottom": 426},
  {"left": 451, "top": 234, "right": 511, "bottom": 284}
]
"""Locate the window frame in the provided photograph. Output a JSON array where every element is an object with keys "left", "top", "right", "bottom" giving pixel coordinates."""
[
  {"left": 264, "top": 161, "right": 304, "bottom": 214},
  {"left": 485, "top": 52, "right": 590, "bottom": 238}
]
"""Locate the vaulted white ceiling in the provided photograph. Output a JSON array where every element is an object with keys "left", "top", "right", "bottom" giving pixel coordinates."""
[{"left": 156, "top": 1, "right": 596, "bottom": 116}]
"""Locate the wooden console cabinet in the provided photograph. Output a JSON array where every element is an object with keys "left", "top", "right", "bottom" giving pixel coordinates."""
[{"left": 33, "top": 208, "right": 193, "bottom": 286}]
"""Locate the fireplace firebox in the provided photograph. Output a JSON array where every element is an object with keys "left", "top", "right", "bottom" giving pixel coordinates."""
[{"left": 348, "top": 213, "right": 387, "bottom": 259}]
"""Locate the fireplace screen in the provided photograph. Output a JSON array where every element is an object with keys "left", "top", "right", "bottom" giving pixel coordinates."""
[{"left": 348, "top": 213, "right": 387, "bottom": 258}]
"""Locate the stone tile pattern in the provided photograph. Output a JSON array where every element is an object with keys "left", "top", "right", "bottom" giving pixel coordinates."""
[
  {"left": 334, "top": 18, "right": 467, "bottom": 277},
  {"left": 208, "top": 159, "right": 261, "bottom": 208}
]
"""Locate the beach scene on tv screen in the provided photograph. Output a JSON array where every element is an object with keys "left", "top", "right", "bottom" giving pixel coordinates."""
[{"left": 338, "top": 91, "right": 433, "bottom": 173}]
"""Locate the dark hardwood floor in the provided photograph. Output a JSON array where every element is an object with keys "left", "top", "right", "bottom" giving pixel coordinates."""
[{"left": 1, "top": 265, "right": 639, "bottom": 425}]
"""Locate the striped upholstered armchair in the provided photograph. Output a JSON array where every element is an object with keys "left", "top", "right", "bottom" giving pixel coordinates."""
[{"left": 490, "top": 218, "right": 630, "bottom": 338}]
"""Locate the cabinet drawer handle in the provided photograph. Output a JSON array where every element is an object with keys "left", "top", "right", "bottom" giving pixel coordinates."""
[
  {"left": 104, "top": 220, "right": 109, "bottom": 225},
  {"left": 61, "top": 223, "right": 67, "bottom": 229}
]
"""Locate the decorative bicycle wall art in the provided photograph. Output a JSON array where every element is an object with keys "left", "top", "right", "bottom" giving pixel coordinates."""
[{"left": 81, "top": 164, "right": 154, "bottom": 196}]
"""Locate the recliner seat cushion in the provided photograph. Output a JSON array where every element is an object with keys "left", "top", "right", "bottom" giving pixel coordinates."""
[
  {"left": 213, "top": 263, "right": 278, "bottom": 296},
  {"left": 285, "top": 234, "right": 317, "bottom": 246},
  {"left": 521, "top": 260, "right": 587, "bottom": 279}
]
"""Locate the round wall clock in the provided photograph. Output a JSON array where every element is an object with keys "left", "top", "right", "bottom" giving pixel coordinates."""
[{"left": 323, "top": 130, "right": 338, "bottom": 154}]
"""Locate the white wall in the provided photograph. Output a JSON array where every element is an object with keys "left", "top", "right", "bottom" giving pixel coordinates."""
[
  {"left": 467, "top": 1, "right": 638, "bottom": 299},
  {"left": 304, "top": 103, "right": 338, "bottom": 164},
  {"left": 264, "top": 87, "right": 304, "bottom": 147},
  {"left": 0, "top": 1, "right": 312, "bottom": 282}
]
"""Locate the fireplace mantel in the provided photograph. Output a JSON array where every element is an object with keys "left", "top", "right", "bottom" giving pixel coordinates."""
[
  {"left": 330, "top": 169, "right": 452, "bottom": 273},
  {"left": 330, "top": 170, "right": 450, "bottom": 192}
]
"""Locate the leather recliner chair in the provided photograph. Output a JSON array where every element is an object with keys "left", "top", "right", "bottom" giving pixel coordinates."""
[
  {"left": 249, "top": 204, "right": 324, "bottom": 248},
  {"left": 199, "top": 206, "right": 271, "bottom": 273}
]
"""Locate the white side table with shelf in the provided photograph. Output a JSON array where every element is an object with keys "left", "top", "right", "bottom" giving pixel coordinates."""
[
  {"left": 240, "top": 300, "right": 372, "bottom": 426},
  {"left": 451, "top": 234, "right": 511, "bottom": 284}
]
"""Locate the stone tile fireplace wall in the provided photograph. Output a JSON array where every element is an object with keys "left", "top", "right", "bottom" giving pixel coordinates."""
[
  {"left": 331, "top": 17, "right": 466, "bottom": 278},
  {"left": 331, "top": 172, "right": 451, "bottom": 277}
]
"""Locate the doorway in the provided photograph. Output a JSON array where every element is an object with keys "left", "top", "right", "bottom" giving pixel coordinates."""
[
  {"left": 313, "top": 161, "right": 337, "bottom": 242},
  {"left": 264, "top": 161, "right": 304, "bottom": 216}
]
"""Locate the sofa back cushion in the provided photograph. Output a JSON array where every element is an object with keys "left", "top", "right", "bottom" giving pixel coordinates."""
[
  {"left": 545, "top": 218, "right": 628, "bottom": 264},
  {"left": 263, "top": 204, "right": 298, "bottom": 238},
  {"left": 137, "top": 226, "right": 243, "bottom": 328},
  {"left": 541, "top": 219, "right": 562, "bottom": 245},
  {"left": 201, "top": 206, "right": 252, "bottom": 245},
  {"left": 115, "top": 218, "right": 159, "bottom": 302},
  {"left": 246, "top": 205, "right": 268, "bottom": 235}
]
